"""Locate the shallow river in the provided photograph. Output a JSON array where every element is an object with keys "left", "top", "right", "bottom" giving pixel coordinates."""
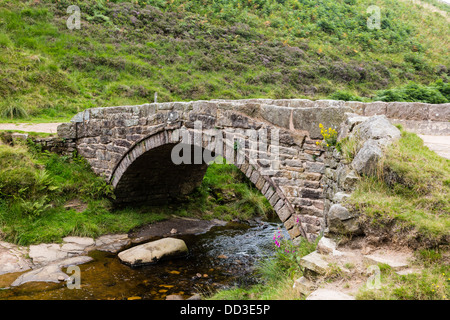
[{"left": 0, "top": 219, "right": 287, "bottom": 300}]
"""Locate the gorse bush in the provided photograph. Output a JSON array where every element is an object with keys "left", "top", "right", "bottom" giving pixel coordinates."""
[{"left": 316, "top": 123, "right": 338, "bottom": 149}]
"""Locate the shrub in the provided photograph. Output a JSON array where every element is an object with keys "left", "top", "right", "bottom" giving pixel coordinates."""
[
  {"left": 0, "top": 105, "right": 29, "bottom": 119},
  {"left": 374, "top": 81, "right": 449, "bottom": 104},
  {"left": 329, "top": 90, "right": 363, "bottom": 101}
]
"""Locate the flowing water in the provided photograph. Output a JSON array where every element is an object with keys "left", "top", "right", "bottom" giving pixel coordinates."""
[{"left": 0, "top": 219, "right": 288, "bottom": 300}]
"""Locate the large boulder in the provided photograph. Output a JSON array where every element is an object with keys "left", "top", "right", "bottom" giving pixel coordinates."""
[
  {"left": 350, "top": 115, "right": 401, "bottom": 176},
  {"left": 327, "top": 204, "right": 361, "bottom": 235},
  {"left": 353, "top": 115, "right": 401, "bottom": 143},
  {"left": 118, "top": 237, "right": 188, "bottom": 267},
  {"left": 351, "top": 139, "right": 383, "bottom": 176}
]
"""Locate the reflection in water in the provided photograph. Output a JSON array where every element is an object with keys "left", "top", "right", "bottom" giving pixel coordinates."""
[{"left": 0, "top": 220, "right": 288, "bottom": 300}]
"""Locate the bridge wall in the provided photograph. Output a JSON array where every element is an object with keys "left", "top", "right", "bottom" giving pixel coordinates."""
[{"left": 54, "top": 99, "right": 450, "bottom": 242}]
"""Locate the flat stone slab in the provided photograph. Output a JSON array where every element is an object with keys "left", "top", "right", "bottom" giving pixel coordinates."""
[
  {"left": 11, "top": 265, "right": 69, "bottom": 287},
  {"left": 11, "top": 256, "right": 93, "bottom": 287},
  {"left": 299, "top": 251, "right": 330, "bottom": 275},
  {"left": 0, "top": 242, "right": 32, "bottom": 275},
  {"left": 306, "top": 289, "right": 355, "bottom": 300},
  {"left": 28, "top": 244, "right": 68, "bottom": 266},
  {"left": 63, "top": 236, "right": 95, "bottom": 247},
  {"left": 363, "top": 253, "right": 410, "bottom": 271},
  {"left": 94, "top": 234, "right": 131, "bottom": 253}
]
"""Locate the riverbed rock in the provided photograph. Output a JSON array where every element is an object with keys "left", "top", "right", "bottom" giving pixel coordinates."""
[
  {"left": 11, "top": 256, "right": 93, "bottom": 287},
  {"left": 118, "top": 237, "right": 189, "bottom": 267},
  {"left": 28, "top": 244, "right": 68, "bottom": 266},
  {"left": 94, "top": 234, "right": 131, "bottom": 253},
  {"left": 0, "top": 241, "right": 32, "bottom": 275}
]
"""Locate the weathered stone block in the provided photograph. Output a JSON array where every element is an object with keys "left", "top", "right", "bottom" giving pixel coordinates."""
[
  {"left": 293, "top": 276, "right": 316, "bottom": 296},
  {"left": 428, "top": 103, "right": 450, "bottom": 121},
  {"left": 363, "top": 102, "right": 387, "bottom": 116},
  {"left": 260, "top": 104, "right": 292, "bottom": 129},
  {"left": 351, "top": 139, "right": 383, "bottom": 176},
  {"left": 353, "top": 115, "right": 401, "bottom": 142},
  {"left": 57, "top": 123, "right": 76, "bottom": 139},
  {"left": 386, "top": 102, "right": 429, "bottom": 121}
]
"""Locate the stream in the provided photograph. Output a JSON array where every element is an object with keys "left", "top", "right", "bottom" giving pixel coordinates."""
[{"left": 0, "top": 219, "right": 288, "bottom": 300}]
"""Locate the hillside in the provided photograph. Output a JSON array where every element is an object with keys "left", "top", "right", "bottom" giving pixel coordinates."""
[{"left": 0, "top": 0, "right": 449, "bottom": 121}]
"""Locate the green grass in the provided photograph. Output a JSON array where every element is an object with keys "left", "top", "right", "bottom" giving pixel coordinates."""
[
  {"left": 347, "top": 129, "right": 450, "bottom": 245},
  {"left": 0, "top": 0, "right": 449, "bottom": 121}
]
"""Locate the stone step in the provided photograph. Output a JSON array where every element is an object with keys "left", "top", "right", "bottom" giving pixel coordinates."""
[
  {"left": 306, "top": 289, "right": 355, "bottom": 300},
  {"left": 363, "top": 253, "right": 409, "bottom": 271},
  {"left": 293, "top": 276, "right": 316, "bottom": 296},
  {"left": 299, "top": 251, "right": 331, "bottom": 276}
]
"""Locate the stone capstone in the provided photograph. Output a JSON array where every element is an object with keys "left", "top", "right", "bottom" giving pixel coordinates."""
[{"left": 118, "top": 237, "right": 189, "bottom": 267}]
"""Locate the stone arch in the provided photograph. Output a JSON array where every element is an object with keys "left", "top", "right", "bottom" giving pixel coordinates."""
[{"left": 109, "top": 127, "right": 307, "bottom": 239}]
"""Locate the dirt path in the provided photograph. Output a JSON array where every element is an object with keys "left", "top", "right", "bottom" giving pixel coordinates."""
[
  {"left": 419, "top": 135, "right": 450, "bottom": 160},
  {"left": 0, "top": 123, "right": 61, "bottom": 134}
]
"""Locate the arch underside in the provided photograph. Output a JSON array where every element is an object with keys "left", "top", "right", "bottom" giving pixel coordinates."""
[{"left": 114, "top": 143, "right": 208, "bottom": 205}]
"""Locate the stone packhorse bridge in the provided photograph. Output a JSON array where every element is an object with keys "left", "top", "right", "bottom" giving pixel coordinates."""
[{"left": 55, "top": 99, "right": 450, "bottom": 242}]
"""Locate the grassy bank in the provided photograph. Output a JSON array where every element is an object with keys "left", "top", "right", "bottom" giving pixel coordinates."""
[
  {"left": 0, "top": 0, "right": 449, "bottom": 121},
  {"left": 346, "top": 128, "right": 450, "bottom": 247},
  {"left": 0, "top": 140, "right": 272, "bottom": 246}
]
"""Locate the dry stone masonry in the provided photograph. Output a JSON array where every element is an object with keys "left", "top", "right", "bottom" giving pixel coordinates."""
[
  {"left": 322, "top": 114, "right": 401, "bottom": 237},
  {"left": 54, "top": 99, "right": 450, "bottom": 243}
]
